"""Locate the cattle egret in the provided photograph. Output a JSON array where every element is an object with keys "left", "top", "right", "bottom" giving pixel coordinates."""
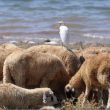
[{"left": 59, "top": 21, "right": 69, "bottom": 47}]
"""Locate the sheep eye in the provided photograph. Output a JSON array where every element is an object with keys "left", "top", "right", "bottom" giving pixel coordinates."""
[{"left": 51, "top": 96, "right": 54, "bottom": 101}]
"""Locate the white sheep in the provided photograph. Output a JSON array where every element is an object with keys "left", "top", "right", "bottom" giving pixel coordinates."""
[
  {"left": 0, "top": 43, "right": 21, "bottom": 81},
  {"left": 3, "top": 50, "right": 69, "bottom": 100},
  {"left": 0, "top": 83, "right": 58, "bottom": 109}
]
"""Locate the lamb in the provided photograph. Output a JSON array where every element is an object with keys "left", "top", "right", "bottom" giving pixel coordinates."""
[
  {"left": 27, "top": 45, "right": 80, "bottom": 78},
  {"left": 0, "top": 83, "right": 58, "bottom": 109},
  {"left": 65, "top": 53, "right": 110, "bottom": 109},
  {"left": 3, "top": 50, "right": 69, "bottom": 99},
  {"left": 0, "top": 43, "right": 21, "bottom": 81}
]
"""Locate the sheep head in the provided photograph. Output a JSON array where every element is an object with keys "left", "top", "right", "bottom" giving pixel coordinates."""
[
  {"left": 65, "top": 84, "right": 75, "bottom": 98},
  {"left": 42, "top": 89, "right": 58, "bottom": 106}
]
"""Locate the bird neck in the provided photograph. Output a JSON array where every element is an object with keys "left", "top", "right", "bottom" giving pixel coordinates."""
[{"left": 61, "top": 24, "right": 65, "bottom": 26}]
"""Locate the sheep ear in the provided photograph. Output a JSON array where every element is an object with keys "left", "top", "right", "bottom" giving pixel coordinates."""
[
  {"left": 43, "top": 92, "right": 47, "bottom": 104},
  {"left": 79, "top": 56, "right": 85, "bottom": 64}
]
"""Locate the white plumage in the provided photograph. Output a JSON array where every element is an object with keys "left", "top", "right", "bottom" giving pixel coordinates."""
[{"left": 59, "top": 21, "right": 69, "bottom": 46}]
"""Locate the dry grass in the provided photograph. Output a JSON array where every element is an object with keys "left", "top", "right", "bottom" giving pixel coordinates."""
[
  {"left": 60, "top": 99, "right": 100, "bottom": 110},
  {"left": 0, "top": 42, "right": 109, "bottom": 109}
]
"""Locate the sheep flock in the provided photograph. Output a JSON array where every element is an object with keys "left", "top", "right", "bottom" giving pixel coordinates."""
[{"left": 0, "top": 43, "right": 110, "bottom": 109}]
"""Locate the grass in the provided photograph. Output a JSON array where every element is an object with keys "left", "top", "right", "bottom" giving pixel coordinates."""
[
  {"left": 1, "top": 42, "right": 109, "bottom": 109},
  {"left": 60, "top": 99, "right": 100, "bottom": 110}
]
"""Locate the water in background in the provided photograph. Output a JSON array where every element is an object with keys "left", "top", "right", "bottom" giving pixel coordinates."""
[{"left": 0, "top": 0, "right": 110, "bottom": 44}]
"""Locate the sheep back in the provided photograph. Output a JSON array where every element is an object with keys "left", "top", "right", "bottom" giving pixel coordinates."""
[{"left": 27, "top": 45, "right": 80, "bottom": 77}]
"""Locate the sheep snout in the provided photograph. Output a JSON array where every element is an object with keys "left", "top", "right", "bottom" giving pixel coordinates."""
[
  {"left": 43, "top": 92, "right": 58, "bottom": 106},
  {"left": 65, "top": 85, "right": 76, "bottom": 99}
]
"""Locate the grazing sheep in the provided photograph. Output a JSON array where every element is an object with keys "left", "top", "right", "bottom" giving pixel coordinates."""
[
  {"left": 0, "top": 43, "right": 21, "bottom": 81},
  {"left": 75, "top": 46, "right": 110, "bottom": 63},
  {"left": 27, "top": 45, "right": 80, "bottom": 78},
  {"left": 0, "top": 43, "right": 19, "bottom": 50},
  {"left": 82, "top": 46, "right": 110, "bottom": 54},
  {"left": 3, "top": 50, "right": 69, "bottom": 99},
  {"left": 79, "top": 46, "right": 110, "bottom": 60},
  {"left": 0, "top": 83, "right": 58, "bottom": 109},
  {"left": 74, "top": 47, "right": 100, "bottom": 62},
  {"left": 75, "top": 50, "right": 97, "bottom": 61},
  {"left": 65, "top": 53, "right": 110, "bottom": 109}
]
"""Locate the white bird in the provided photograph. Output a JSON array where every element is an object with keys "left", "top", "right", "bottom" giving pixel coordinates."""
[{"left": 58, "top": 21, "right": 69, "bottom": 47}]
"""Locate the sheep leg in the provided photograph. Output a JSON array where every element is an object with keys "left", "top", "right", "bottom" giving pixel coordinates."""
[
  {"left": 99, "top": 90, "right": 104, "bottom": 107},
  {"left": 3, "top": 72, "right": 12, "bottom": 84},
  {"left": 99, "top": 89, "right": 107, "bottom": 109},
  {"left": 3, "top": 65, "right": 12, "bottom": 83},
  {"left": 82, "top": 86, "right": 91, "bottom": 108},
  {"left": 106, "top": 89, "right": 110, "bottom": 109}
]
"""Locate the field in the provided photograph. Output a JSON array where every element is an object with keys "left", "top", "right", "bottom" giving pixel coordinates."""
[{"left": 0, "top": 42, "right": 110, "bottom": 110}]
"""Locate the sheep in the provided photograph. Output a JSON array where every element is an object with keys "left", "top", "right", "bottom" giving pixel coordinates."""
[
  {"left": 0, "top": 43, "right": 21, "bottom": 81},
  {"left": 27, "top": 45, "right": 81, "bottom": 78},
  {"left": 75, "top": 50, "right": 97, "bottom": 61},
  {"left": 75, "top": 46, "right": 110, "bottom": 63},
  {"left": 0, "top": 43, "right": 19, "bottom": 50},
  {"left": 0, "top": 83, "right": 58, "bottom": 109},
  {"left": 3, "top": 50, "right": 69, "bottom": 100},
  {"left": 82, "top": 46, "right": 110, "bottom": 54},
  {"left": 79, "top": 46, "right": 110, "bottom": 60},
  {"left": 65, "top": 53, "right": 110, "bottom": 109}
]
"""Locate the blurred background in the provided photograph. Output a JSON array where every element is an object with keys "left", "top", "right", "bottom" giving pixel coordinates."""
[{"left": 0, "top": 0, "right": 110, "bottom": 44}]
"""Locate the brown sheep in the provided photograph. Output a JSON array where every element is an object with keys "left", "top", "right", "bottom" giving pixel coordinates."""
[
  {"left": 0, "top": 83, "right": 58, "bottom": 109},
  {"left": 0, "top": 43, "right": 19, "bottom": 50},
  {"left": 75, "top": 50, "right": 97, "bottom": 61},
  {"left": 79, "top": 46, "right": 110, "bottom": 60},
  {"left": 0, "top": 43, "right": 21, "bottom": 81},
  {"left": 3, "top": 50, "right": 69, "bottom": 99},
  {"left": 27, "top": 45, "right": 80, "bottom": 78},
  {"left": 75, "top": 46, "right": 110, "bottom": 63},
  {"left": 82, "top": 46, "right": 110, "bottom": 54},
  {"left": 65, "top": 53, "right": 110, "bottom": 109}
]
